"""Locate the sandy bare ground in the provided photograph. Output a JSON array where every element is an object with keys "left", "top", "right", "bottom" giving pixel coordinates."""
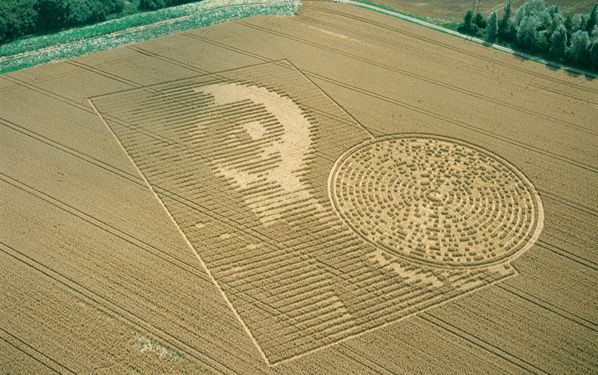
[{"left": 1, "top": 1, "right": 596, "bottom": 373}]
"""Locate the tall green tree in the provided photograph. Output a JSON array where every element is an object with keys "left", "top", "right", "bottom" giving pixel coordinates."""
[
  {"left": 458, "top": 10, "right": 476, "bottom": 35},
  {"left": 139, "top": 0, "right": 167, "bottom": 11},
  {"left": 486, "top": 10, "right": 499, "bottom": 42},
  {"left": 550, "top": 23, "right": 568, "bottom": 58},
  {"left": 35, "top": 0, "right": 70, "bottom": 31},
  {"left": 586, "top": 4, "right": 598, "bottom": 32},
  {"left": 516, "top": 15, "right": 541, "bottom": 50},
  {"left": 544, "top": 4, "right": 563, "bottom": 35},
  {"left": 569, "top": 29, "right": 590, "bottom": 65},
  {"left": 65, "top": 0, "right": 107, "bottom": 26},
  {"left": 474, "top": 12, "right": 487, "bottom": 30},
  {"left": 104, "top": 0, "right": 125, "bottom": 14},
  {"left": 0, "top": 0, "right": 38, "bottom": 42},
  {"left": 571, "top": 13, "right": 584, "bottom": 33},
  {"left": 589, "top": 27, "right": 598, "bottom": 69},
  {"left": 514, "top": 0, "right": 546, "bottom": 28},
  {"left": 499, "top": 0, "right": 514, "bottom": 39}
]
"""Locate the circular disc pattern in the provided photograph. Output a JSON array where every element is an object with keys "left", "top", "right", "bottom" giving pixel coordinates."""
[{"left": 329, "top": 135, "right": 544, "bottom": 269}]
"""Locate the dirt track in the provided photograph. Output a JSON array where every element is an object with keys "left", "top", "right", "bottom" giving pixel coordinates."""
[{"left": 1, "top": 1, "right": 596, "bottom": 373}]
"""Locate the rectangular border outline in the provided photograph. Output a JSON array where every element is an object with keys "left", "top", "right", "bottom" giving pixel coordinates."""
[{"left": 88, "top": 58, "right": 517, "bottom": 365}]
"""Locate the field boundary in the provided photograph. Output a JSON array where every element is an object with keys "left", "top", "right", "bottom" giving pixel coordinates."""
[{"left": 339, "top": 0, "right": 598, "bottom": 79}]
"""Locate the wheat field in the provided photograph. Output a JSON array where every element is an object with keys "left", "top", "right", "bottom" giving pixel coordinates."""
[{"left": 1, "top": 1, "right": 596, "bottom": 373}]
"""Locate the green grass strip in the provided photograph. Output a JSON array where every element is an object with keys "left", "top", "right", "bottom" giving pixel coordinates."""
[{"left": 0, "top": 1, "right": 300, "bottom": 75}]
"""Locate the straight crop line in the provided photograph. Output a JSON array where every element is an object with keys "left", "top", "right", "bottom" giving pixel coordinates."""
[
  {"left": 88, "top": 98, "right": 273, "bottom": 366},
  {"left": 536, "top": 240, "right": 598, "bottom": 271},
  {"left": 296, "top": 11, "right": 597, "bottom": 106},
  {"left": 538, "top": 189, "right": 598, "bottom": 218},
  {"left": 339, "top": 0, "right": 597, "bottom": 79},
  {"left": 237, "top": 19, "right": 597, "bottom": 136},
  {"left": 497, "top": 284, "right": 597, "bottom": 331},
  {"left": 306, "top": 3, "right": 597, "bottom": 97},
  {"left": 285, "top": 59, "right": 375, "bottom": 139},
  {"left": 67, "top": 60, "right": 142, "bottom": 88},
  {"left": 188, "top": 26, "right": 597, "bottom": 172},
  {"left": 0, "top": 242, "right": 238, "bottom": 374},
  {"left": 420, "top": 313, "right": 547, "bottom": 374},
  {"left": 0, "top": 330, "right": 71, "bottom": 374},
  {"left": 304, "top": 71, "right": 598, "bottom": 174},
  {"left": 0, "top": 173, "right": 207, "bottom": 279}
]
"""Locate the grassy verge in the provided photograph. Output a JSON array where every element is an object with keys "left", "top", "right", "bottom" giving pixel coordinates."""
[{"left": 0, "top": 0, "right": 300, "bottom": 74}]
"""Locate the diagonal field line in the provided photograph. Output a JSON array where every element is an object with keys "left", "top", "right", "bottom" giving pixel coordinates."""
[
  {"left": 88, "top": 98, "right": 272, "bottom": 365},
  {"left": 86, "top": 60, "right": 529, "bottom": 367}
]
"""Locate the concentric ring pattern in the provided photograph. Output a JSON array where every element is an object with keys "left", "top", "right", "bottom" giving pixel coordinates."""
[{"left": 329, "top": 135, "right": 544, "bottom": 269}]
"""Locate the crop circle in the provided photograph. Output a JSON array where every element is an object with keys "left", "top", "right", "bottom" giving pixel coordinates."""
[{"left": 329, "top": 134, "right": 544, "bottom": 269}]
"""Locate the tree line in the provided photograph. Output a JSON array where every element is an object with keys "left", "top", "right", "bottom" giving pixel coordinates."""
[
  {"left": 0, "top": 0, "right": 201, "bottom": 45},
  {"left": 457, "top": 0, "right": 598, "bottom": 71},
  {"left": 138, "top": 0, "right": 199, "bottom": 11}
]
